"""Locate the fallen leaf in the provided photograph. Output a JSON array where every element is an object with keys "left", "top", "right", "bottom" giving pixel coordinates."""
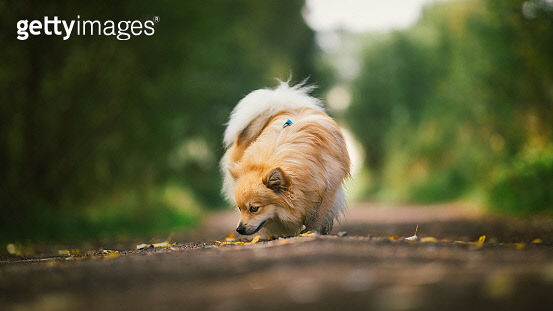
[
  {"left": 453, "top": 235, "right": 486, "bottom": 247},
  {"left": 476, "top": 235, "right": 486, "bottom": 247},
  {"left": 532, "top": 238, "right": 543, "bottom": 244},
  {"left": 136, "top": 243, "right": 149, "bottom": 250},
  {"left": 102, "top": 251, "right": 120, "bottom": 259},
  {"left": 421, "top": 237, "right": 438, "bottom": 243},
  {"left": 389, "top": 235, "right": 401, "bottom": 240},
  {"left": 214, "top": 235, "right": 261, "bottom": 246},
  {"left": 405, "top": 225, "right": 419, "bottom": 241},
  {"left": 299, "top": 231, "right": 317, "bottom": 237},
  {"left": 245, "top": 235, "right": 261, "bottom": 245},
  {"left": 223, "top": 232, "right": 236, "bottom": 242},
  {"left": 213, "top": 240, "right": 240, "bottom": 245},
  {"left": 136, "top": 241, "right": 175, "bottom": 250},
  {"left": 57, "top": 249, "right": 81, "bottom": 256},
  {"left": 152, "top": 241, "right": 175, "bottom": 248}
]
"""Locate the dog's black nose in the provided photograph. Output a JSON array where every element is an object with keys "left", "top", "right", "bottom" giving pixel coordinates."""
[{"left": 236, "top": 224, "right": 247, "bottom": 235}]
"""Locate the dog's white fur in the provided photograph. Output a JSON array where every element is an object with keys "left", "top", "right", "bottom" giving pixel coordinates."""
[
  {"left": 223, "top": 83, "right": 324, "bottom": 147},
  {"left": 221, "top": 82, "right": 324, "bottom": 201}
]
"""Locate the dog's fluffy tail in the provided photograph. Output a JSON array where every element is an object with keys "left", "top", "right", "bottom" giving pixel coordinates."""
[{"left": 223, "top": 80, "right": 323, "bottom": 148}]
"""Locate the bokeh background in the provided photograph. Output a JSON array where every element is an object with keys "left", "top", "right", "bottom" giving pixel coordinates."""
[{"left": 1, "top": 0, "right": 552, "bottom": 244}]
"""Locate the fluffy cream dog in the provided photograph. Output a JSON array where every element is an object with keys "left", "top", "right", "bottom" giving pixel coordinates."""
[{"left": 220, "top": 82, "right": 350, "bottom": 238}]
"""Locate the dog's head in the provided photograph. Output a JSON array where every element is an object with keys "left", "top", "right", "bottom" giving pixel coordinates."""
[{"left": 231, "top": 166, "right": 291, "bottom": 235}]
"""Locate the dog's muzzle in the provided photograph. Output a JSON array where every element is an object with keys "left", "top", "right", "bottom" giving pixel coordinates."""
[
  {"left": 236, "top": 224, "right": 247, "bottom": 235},
  {"left": 236, "top": 221, "right": 266, "bottom": 235}
]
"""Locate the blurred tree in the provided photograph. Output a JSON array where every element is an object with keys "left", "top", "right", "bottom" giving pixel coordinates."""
[
  {"left": 346, "top": 0, "right": 553, "bottom": 208},
  {"left": 0, "top": 0, "right": 323, "bottom": 240}
]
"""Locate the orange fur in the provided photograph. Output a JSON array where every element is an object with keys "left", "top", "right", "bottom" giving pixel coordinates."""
[{"left": 222, "top": 106, "right": 350, "bottom": 238}]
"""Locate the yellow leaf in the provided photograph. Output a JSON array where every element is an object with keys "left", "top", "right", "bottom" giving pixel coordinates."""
[
  {"left": 421, "top": 237, "right": 438, "bottom": 243},
  {"left": 152, "top": 241, "right": 175, "bottom": 248},
  {"left": 214, "top": 236, "right": 260, "bottom": 246},
  {"left": 389, "top": 235, "right": 400, "bottom": 240},
  {"left": 57, "top": 249, "right": 81, "bottom": 256},
  {"left": 299, "top": 231, "right": 316, "bottom": 237},
  {"left": 136, "top": 243, "right": 148, "bottom": 250},
  {"left": 477, "top": 235, "right": 486, "bottom": 245},
  {"left": 456, "top": 235, "right": 486, "bottom": 247},
  {"left": 223, "top": 232, "right": 236, "bottom": 242},
  {"left": 102, "top": 251, "right": 120, "bottom": 259},
  {"left": 214, "top": 240, "right": 238, "bottom": 245},
  {"left": 136, "top": 241, "right": 175, "bottom": 250},
  {"left": 245, "top": 235, "right": 261, "bottom": 245},
  {"left": 531, "top": 238, "right": 543, "bottom": 244}
]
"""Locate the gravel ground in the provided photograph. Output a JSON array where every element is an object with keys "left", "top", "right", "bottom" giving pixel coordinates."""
[{"left": 2, "top": 203, "right": 553, "bottom": 311}]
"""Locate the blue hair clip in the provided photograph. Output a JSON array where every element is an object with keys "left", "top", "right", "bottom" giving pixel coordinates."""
[{"left": 282, "top": 119, "right": 293, "bottom": 128}]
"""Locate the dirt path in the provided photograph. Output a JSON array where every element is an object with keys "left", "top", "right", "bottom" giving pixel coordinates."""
[{"left": 2, "top": 203, "right": 553, "bottom": 310}]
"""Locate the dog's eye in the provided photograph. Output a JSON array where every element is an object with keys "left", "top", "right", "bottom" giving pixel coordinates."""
[{"left": 249, "top": 204, "right": 259, "bottom": 213}]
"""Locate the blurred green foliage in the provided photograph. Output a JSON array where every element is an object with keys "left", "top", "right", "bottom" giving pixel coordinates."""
[
  {"left": 488, "top": 148, "right": 553, "bottom": 214},
  {"left": 346, "top": 0, "right": 553, "bottom": 211},
  {"left": 0, "top": 0, "right": 322, "bottom": 242}
]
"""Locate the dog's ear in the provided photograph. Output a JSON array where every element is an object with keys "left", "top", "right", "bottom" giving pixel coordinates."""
[{"left": 263, "top": 167, "right": 290, "bottom": 192}]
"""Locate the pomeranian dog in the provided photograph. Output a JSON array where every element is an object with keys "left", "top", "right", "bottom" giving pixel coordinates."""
[{"left": 220, "top": 81, "right": 350, "bottom": 238}]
